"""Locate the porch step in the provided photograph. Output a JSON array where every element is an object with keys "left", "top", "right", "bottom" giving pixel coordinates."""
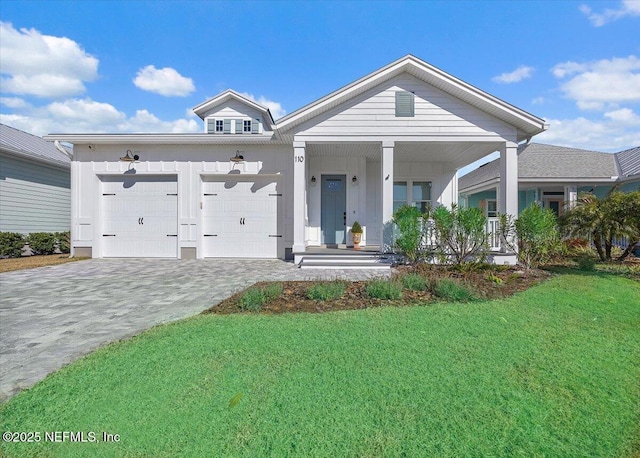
[{"left": 297, "top": 253, "right": 392, "bottom": 270}]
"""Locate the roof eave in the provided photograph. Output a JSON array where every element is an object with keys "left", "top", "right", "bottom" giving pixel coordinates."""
[{"left": 43, "top": 133, "right": 283, "bottom": 145}]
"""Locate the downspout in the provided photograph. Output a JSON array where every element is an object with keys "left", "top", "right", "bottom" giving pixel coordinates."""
[{"left": 54, "top": 140, "right": 73, "bottom": 160}]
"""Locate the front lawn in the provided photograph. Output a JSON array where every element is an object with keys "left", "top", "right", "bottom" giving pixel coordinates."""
[{"left": 1, "top": 272, "right": 639, "bottom": 457}]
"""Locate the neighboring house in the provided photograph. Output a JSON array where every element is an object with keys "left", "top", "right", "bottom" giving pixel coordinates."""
[
  {"left": 45, "top": 55, "right": 547, "bottom": 262},
  {"left": 0, "top": 124, "right": 71, "bottom": 234},
  {"left": 459, "top": 142, "right": 640, "bottom": 218}
]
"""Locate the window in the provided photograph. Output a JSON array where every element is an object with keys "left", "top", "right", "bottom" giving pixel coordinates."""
[
  {"left": 243, "top": 120, "right": 252, "bottom": 132},
  {"left": 486, "top": 199, "right": 497, "bottom": 218},
  {"left": 215, "top": 120, "right": 224, "bottom": 133},
  {"left": 393, "top": 182, "right": 407, "bottom": 213},
  {"left": 412, "top": 181, "right": 431, "bottom": 213},
  {"left": 393, "top": 180, "right": 432, "bottom": 214},
  {"left": 395, "top": 91, "right": 415, "bottom": 117}
]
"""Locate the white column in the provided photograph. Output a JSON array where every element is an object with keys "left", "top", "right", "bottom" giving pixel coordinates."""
[
  {"left": 565, "top": 185, "right": 577, "bottom": 210},
  {"left": 381, "top": 141, "right": 394, "bottom": 251},
  {"left": 293, "top": 141, "right": 307, "bottom": 253},
  {"left": 499, "top": 141, "right": 518, "bottom": 217}
]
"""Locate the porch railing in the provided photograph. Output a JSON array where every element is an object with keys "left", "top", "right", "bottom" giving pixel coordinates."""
[{"left": 487, "top": 217, "right": 501, "bottom": 251}]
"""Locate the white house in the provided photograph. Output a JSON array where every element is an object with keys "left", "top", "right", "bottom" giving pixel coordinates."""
[{"left": 45, "top": 55, "right": 547, "bottom": 261}]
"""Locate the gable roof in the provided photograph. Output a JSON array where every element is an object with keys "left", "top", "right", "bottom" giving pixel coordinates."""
[
  {"left": 615, "top": 146, "right": 640, "bottom": 177},
  {"left": 0, "top": 124, "right": 70, "bottom": 169},
  {"left": 459, "top": 143, "right": 619, "bottom": 192},
  {"left": 276, "top": 54, "right": 548, "bottom": 140},
  {"left": 192, "top": 90, "right": 276, "bottom": 129}
]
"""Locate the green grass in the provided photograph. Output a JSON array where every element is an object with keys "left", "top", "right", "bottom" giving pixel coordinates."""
[
  {"left": 400, "top": 272, "right": 428, "bottom": 291},
  {"left": 432, "top": 278, "right": 478, "bottom": 302},
  {"left": 307, "top": 281, "right": 346, "bottom": 301},
  {"left": 239, "top": 283, "right": 282, "bottom": 311},
  {"left": 366, "top": 279, "right": 403, "bottom": 299},
  {"left": 1, "top": 272, "right": 639, "bottom": 457}
]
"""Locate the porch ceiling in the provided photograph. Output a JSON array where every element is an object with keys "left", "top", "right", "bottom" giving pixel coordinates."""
[{"left": 306, "top": 141, "right": 502, "bottom": 169}]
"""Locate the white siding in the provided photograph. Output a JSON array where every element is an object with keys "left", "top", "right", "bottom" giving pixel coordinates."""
[
  {"left": 72, "top": 144, "right": 291, "bottom": 258},
  {"left": 0, "top": 153, "right": 70, "bottom": 234},
  {"left": 297, "top": 74, "right": 515, "bottom": 139},
  {"left": 201, "top": 100, "right": 269, "bottom": 134}
]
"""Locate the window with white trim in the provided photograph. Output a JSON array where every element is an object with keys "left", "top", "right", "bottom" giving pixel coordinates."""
[
  {"left": 215, "top": 120, "right": 224, "bottom": 133},
  {"left": 393, "top": 182, "right": 407, "bottom": 213},
  {"left": 486, "top": 199, "right": 497, "bottom": 218},
  {"left": 412, "top": 181, "right": 432, "bottom": 213},
  {"left": 243, "top": 120, "right": 252, "bottom": 132}
]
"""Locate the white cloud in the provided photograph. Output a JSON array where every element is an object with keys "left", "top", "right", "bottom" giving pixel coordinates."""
[
  {"left": 579, "top": 0, "right": 640, "bottom": 27},
  {"left": 133, "top": 65, "right": 195, "bottom": 97},
  {"left": 535, "top": 114, "right": 640, "bottom": 152},
  {"left": 552, "top": 55, "right": 640, "bottom": 110},
  {"left": 531, "top": 96, "right": 546, "bottom": 105},
  {"left": 491, "top": 65, "right": 534, "bottom": 84},
  {"left": 240, "top": 92, "right": 287, "bottom": 119},
  {"left": 0, "top": 97, "right": 31, "bottom": 109},
  {"left": 0, "top": 98, "right": 200, "bottom": 136},
  {"left": 0, "top": 21, "right": 98, "bottom": 98}
]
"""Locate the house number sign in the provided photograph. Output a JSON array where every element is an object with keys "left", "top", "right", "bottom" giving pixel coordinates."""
[{"left": 294, "top": 156, "right": 304, "bottom": 163}]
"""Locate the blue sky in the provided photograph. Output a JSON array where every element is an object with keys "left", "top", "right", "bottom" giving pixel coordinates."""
[{"left": 1, "top": 0, "right": 639, "bottom": 173}]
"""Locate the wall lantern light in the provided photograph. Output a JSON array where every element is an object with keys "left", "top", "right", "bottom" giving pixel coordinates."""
[
  {"left": 352, "top": 175, "right": 358, "bottom": 185},
  {"left": 310, "top": 175, "right": 317, "bottom": 185},
  {"left": 119, "top": 149, "right": 139, "bottom": 162},
  {"left": 230, "top": 150, "right": 245, "bottom": 162}
]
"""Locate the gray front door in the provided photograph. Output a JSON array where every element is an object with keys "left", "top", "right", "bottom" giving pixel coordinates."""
[{"left": 321, "top": 175, "right": 346, "bottom": 245}]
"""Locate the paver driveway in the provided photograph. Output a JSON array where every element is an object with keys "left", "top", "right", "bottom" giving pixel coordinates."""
[{"left": 0, "top": 258, "right": 388, "bottom": 401}]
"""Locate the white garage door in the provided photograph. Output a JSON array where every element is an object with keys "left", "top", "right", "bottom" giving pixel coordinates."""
[
  {"left": 202, "top": 177, "right": 280, "bottom": 258},
  {"left": 101, "top": 175, "right": 178, "bottom": 258}
]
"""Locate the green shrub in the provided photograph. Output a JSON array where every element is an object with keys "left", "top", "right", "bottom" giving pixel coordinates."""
[
  {"left": 401, "top": 273, "right": 427, "bottom": 291},
  {"left": 27, "top": 232, "right": 57, "bottom": 255},
  {"left": 351, "top": 221, "right": 363, "bottom": 234},
  {"left": 366, "top": 280, "right": 403, "bottom": 300},
  {"left": 392, "top": 205, "right": 424, "bottom": 263},
  {"left": 239, "top": 283, "right": 283, "bottom": 312},
  {"left": 0, "top": 232, "right": 26, "bottom": 258},
  {"left": 485, "top": 272, "right": 503, "bottom": 284},
  {"left": 307, "top": 281, "right": 346, "bottom": 301},
  {"left": 432, "top": 205, "right": 488, "bottom": 265},
  {"left": 576, "top": 255, "right": 596, "bottom": 271},
  {"left": 432, "top": 279, "right": 477, "bottom": 302},
  {"left": 56, "top": 232, "right": 71, "bottom": 253}
]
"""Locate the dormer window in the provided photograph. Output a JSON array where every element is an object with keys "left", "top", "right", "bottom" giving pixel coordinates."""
[{"left": 206, "top": 117, "right": 262, "bottom": 134}]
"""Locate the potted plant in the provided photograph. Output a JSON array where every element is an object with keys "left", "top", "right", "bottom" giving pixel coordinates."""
[{"left": 351, "top": 221, "right": 363, "bottom": 250}]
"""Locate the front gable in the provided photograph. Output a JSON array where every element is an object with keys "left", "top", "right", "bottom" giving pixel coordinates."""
[{"left": 291, "top": 73, "right": 518, "bottom": 139}]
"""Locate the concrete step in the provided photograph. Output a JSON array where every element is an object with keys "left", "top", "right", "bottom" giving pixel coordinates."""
[
  {"left": 299, "top": 261, "right": 391, "bottom": 270},
  {"left": 298, "top": 253, "right": 392, "bottom": 270}
]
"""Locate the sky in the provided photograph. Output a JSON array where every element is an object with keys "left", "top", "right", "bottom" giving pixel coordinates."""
[{"left": 1, "top": 0, "right": 639, "bottom": 175}]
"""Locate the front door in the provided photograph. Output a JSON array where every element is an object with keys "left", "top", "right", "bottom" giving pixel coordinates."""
[{"left": 321, "top": 175, "right": 346, "bottom": 245}]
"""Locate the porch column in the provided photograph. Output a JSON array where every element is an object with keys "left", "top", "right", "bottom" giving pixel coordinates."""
[
  {"left": 564, "top": 185, "right": 577, "bottom": 210},
  {"left": 381, "top": 141, "right": 394, "bottom": 251},
  {"left": 293, "top": 141, "right": 307, "bottom": 253},
  {"left": 499, "top": 141, "right": 518, "bottom": 217}
]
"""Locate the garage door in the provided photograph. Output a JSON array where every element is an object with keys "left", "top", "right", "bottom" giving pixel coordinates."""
[
  {"left": 202, "top": 177, "right": 280, "bottom": 258},
  {"left": 101, "top": 175, "right": 178, "bottom": 257}
]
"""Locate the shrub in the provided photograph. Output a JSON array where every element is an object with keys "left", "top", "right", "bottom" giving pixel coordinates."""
[
  {"left": 500, "top": 205, "right": 560, "bottom": 271},
  {"left": 366, "top": 280, "right": 403, "bottom": 300},
  {"left": 351, "top": 221, "right": 363, "bottom": 234},
  {"left": 432, "top": 204, "right": 488, "bottom": 265},
  {"left": 27, "top": 232, "right": 57, "bottom": 255},
  {"left": 401, "top": 273, "right": 427, "bottom": 291},
  {"left": 56, "top": 232, "right": 71, "bottom": 253},
  {"left": 239, "top": 283, "right": 283, "bottom": 312},
  {"left": 485, "top": 272, "right": 503, "bottom": 285},
  {"left": 307, "top": 281, "right": 346, "bottom": 301},
  {"left": 432, "top": 279, "right": 477, "bottom": 302},
  {"left": 392, "top": 205, "right": 424, "bottom": 263},
  {"left": 0, "top": 232, "right": 26, "bottom": 258},
  {"left": 576, "top": 255, "right": 596, "bottom": 271}
]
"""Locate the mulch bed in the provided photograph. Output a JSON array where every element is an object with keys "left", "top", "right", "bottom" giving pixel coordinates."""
[
  {"left": 204, "top": 265, "right": 552, "bottom": 315},
  {"left": 0, "top": 254, "right": 85, "bottom": 273}
]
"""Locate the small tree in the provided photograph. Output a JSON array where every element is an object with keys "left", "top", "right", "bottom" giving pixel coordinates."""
[
  {"left": 432, "top": 204, "right": 488, "bottom": 265},
  {"left": 392, "top": 205, "right": 423, "bottom": 263},
  {"left": 561, "top": 189, "right": 640, "bottom": 261},
  {"left": 500, "top": 204, "right": 559, "bottom": 271}
]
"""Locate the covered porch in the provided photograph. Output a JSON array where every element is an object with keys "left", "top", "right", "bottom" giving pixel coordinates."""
[{"left": 292, "top": 138, "right": 519, "bottom": 262}]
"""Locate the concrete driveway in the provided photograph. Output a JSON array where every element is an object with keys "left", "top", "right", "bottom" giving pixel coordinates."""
[{"left": 0, "top": 258, "right": 388, "bottom": 401}]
